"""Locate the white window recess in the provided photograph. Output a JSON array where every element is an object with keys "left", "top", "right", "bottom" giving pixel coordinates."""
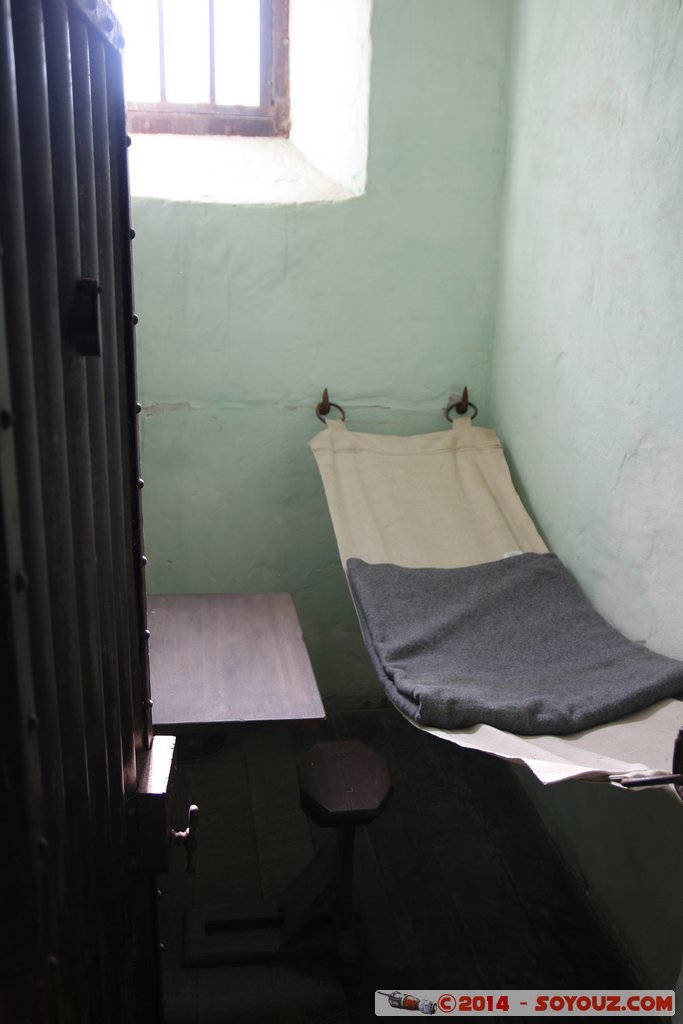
[{"left": 127, "top": 0, "right": 373, "bottom": 205}]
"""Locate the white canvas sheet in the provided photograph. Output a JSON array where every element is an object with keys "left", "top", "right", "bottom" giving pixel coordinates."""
[{"left": 310, "top": 418, "right": 683, "bottom": 789}]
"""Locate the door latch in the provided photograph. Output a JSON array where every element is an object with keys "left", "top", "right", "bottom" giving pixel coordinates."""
[{"left": 171, "top": 804, "right": 199, "bottom": 873}]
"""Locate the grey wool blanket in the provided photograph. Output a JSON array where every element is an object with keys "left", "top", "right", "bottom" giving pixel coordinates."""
[{"left": 347, "top": 553, "right": 683, "bottom": 735}]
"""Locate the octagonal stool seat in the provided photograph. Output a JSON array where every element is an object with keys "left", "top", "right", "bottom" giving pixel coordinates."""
[{"left": 279, "top": 740, "right": 392, "bottom": 961}]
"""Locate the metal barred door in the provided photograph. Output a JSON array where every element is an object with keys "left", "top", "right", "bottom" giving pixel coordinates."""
[{"left": 0, "top": 1, "right": 160, "bottom": 1020}]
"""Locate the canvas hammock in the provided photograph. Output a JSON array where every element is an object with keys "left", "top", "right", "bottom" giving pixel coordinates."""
[{"left": 310, "top": 417, "right": 683, "bottom": 790}]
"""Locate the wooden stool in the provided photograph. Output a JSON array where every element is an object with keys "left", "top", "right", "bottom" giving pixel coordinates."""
[
  {"left": 278, "top": 740, "right": 392, "bottom": 959},
  {"left": 299, "top": 740, "right": 393, "bottom": 828},
  {"left": 184, "top": 739, "right": 391, "bottom": 964}
]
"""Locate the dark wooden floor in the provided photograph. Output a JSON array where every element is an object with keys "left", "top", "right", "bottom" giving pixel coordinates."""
[{"left": 159, "top": 709, "right": 636, "bottom": 1023}]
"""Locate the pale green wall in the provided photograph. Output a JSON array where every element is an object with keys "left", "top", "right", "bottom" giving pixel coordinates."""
[
  {"left": 493, "top": 0, "right": 683, "bottom": 988},
  {"left": 133, "top": 0, "right": 512, "bottom": 702}
]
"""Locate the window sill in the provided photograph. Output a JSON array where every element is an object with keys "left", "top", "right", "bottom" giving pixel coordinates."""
[{"left": 127, "top": 134, "right": 358, "bottom": 206}]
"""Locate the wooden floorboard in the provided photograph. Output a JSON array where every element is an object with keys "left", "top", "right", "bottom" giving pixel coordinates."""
[{"left": 159, "top": 707, "right": 637, "bottom": 1023}]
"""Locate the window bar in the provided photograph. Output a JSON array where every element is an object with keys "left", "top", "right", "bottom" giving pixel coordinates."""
[
  {"left": 157, "top": 0, "right": 166, "bottom": 102},
  {"left": 259, "top": 0, "right": 270, "bottom": 110},
  {"left": 208, "top": 0, "right": 215, "bottom": 105}
]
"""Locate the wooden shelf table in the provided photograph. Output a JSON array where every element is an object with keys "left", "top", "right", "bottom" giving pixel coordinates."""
[{"left": 147, "top": 592, "right": 325, "bottom": 735}]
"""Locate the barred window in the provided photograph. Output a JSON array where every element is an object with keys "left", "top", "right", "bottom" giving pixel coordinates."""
[{"left": 113, "top": 0, "right": 289, "bottom": 136}]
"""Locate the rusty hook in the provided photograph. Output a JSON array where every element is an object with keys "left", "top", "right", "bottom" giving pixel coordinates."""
[
  {"left": 315, "top": 388, "right": 346, "bottom": 423},
  {"left": 445, "top": 386, "right": 478, "bottom": 422}
]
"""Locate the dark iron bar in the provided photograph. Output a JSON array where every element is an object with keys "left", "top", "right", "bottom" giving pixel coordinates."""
[
  {"left": 70, "top": 21, "right": 126, "bottom": 1020},
  {"left": 620, "top": 773, "right": 683, "bottom": 789},
  {"left": 0, "top": 232, "right": 49, "bottom": 1024},
  {"left": 105, "top": 40, "right": 153, "bottom": 754},
  {"left": 90, "top": 29, "right": 136, "bottom": 812}
]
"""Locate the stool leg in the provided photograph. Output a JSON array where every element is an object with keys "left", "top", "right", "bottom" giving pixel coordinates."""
[
  {"left": 277, "top": 836, "right": 340, "bottom": 949},
  {"left": 333, "top": 825, "right": 362, "bottom": 961},
  {"left": 335, "top": 825, "right": 355, "bottom": 929}
]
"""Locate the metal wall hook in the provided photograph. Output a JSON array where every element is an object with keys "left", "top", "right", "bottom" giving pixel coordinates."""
[
  {"left": 316, "top": 388, "right": 346, "bottom": 423},
  {"left": 445, "top": 386, "right": 478, "bottom": 422}
]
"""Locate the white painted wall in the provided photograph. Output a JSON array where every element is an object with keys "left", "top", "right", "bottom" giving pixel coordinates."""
[{"left": 493, "top": 0, "right": 683, "bottom": 988}]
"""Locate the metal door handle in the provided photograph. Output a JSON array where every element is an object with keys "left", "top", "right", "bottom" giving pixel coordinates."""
[{"left": 170, "top": 804, "right": 199, "bottom": 873}]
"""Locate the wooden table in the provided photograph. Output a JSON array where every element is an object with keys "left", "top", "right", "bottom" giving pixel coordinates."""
[{"left": 147, "top": 593, "right": 325, "bottom": 735}]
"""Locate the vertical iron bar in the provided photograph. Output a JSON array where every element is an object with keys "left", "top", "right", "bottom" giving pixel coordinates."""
[
  {"left": 90, "top": 30, "right": 139, "bottom": 1020},
  {"left": 90, "top": 27, "right": 132, "bottom": 829},
  {"left": 157, "top": 0, "right": 166, "bottom": 101},
  {"left": 105, "top": 56, "right": 165, "bottom": 1019},
  {"left": 106, "top": 41, "right": 153, "bottom": 755},
  {"left": 68, "top": 16, "right": 126, "bottom": 1020},
  {"left": 208, "top": 0, "right": 215, "bottom": 104},
  {"left": 0, "top": 227, "right": 49, "bottom": 1024},
  {"left": 259, "top": 0, "right": 270, "bottom": 112}
]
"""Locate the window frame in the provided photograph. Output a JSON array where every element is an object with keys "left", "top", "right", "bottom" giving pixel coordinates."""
[{"left": 123, "top": 0, "right": 290, "bottom": 137}]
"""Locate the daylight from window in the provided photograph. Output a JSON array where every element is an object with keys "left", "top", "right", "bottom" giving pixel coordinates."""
[{"left": 115, "top": 0, "right": 261, "bottom": 106}]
